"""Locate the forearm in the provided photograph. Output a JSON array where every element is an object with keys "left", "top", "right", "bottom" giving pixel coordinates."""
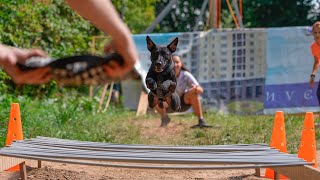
[
  {"left": 195, "top": 85, "right": 204, "bottom": 94},
  {"left": 65, "top": 0, "right": 131, "bottom": 42},
  {"left": 312, "top": 57, "right": 320, "bottom": 75}
]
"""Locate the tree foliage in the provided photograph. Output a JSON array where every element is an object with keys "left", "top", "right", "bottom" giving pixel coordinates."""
[
  {"left": 154, "top": 0, "right": 207, "bottom": 33},
  {"left": 154, "top": 0, "right": 320, "bottom": 33},
  {"left": 0, "top": 0, "right": 156, "bottom": 96},
  {"left": 242, "top": 0, "right": 319, "bottom": 27},
  {"left": 112, "top": 0, "right": 157, "bottom": 34}
]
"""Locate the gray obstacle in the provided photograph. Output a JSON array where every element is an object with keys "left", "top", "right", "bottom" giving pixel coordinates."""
[{"left": 1, "top": 136, "right": 319, "bottom": 180}]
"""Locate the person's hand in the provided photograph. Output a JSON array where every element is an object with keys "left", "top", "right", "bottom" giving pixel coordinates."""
[
  {"left": 310, "top": 76, "right": 315, "bottom": 88},
  {"left": 190, "top": 84, "right": 199, "bottom": 94},
  {"left": 0, "top": 45, "right": 52, "bottom": 84},
  {"left": 103, "top": 35, "right": 138, "bottom": 79}
]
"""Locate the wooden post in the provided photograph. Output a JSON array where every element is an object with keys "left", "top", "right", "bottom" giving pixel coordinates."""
[
  {"left": 274, "top": 171, "right": 280, "bottom": 180},
  {"left": 103, "top": 82, "right": 114, "bottom": 112},
  {"left": 255, "top": 167, "right": 260, "bottom": 177},
  {"left": 208, "top": 0, "right": 217, "bottom": 29},
  {"left": 19, "top": 162, "right": 27, "bottom": 180},
  {"left": 136, "top": 91, "right": 149, "bottom": 116},
  {"left": 97, "top": 84, "right": 109, "bottom": 113},
  {"left": 37, "top": 160, "right": 41, "bottom": 168}
]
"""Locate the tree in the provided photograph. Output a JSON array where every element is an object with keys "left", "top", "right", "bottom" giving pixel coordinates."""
[
  {"left": 153, "top": 0, "right": 207, "bottom": 33},
  {"left": 153, "top": 0, "right": 320, "bottom": 33},
  {"left": 242, "top": 0, "right": 319, "bottom": 27},
  {"left": 112, "top": 0, "right": 157, "bottom": 34},
  {"left": 0, "top": 0, "right": 157, "bottom": 96}
]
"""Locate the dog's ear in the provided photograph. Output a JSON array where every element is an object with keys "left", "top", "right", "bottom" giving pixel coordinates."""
[
  {"left": 167, "top": 37, "right": 178, "bottom": 53},
  {"left": 146, "top": 36, "right": 156, "bottom": 52}
]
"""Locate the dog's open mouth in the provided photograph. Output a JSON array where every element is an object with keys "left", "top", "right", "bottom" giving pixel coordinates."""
[{"left": 155, "top": 67, "right": 163, "bottom": 72}]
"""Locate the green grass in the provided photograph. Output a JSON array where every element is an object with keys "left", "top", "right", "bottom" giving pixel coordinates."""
[
  {"left": 1, "top": 92, "right": 319, "bottom": 155},
  {"left": 227, "top": 100, "right": 264, "bottom": 114}
]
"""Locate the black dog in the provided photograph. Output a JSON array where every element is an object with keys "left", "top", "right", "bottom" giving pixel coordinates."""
[{"left": 145, "top": 36, "right": 181, "bottom": 111}]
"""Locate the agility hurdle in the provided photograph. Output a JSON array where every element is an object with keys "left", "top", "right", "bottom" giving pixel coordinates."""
[{"left": 0, "top": 104, "right": 319, "bottom": 180}]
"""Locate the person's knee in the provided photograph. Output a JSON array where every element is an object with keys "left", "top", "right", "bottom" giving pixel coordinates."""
[{"left": 184, "top": 93, "right": 200, "bottom": 105}]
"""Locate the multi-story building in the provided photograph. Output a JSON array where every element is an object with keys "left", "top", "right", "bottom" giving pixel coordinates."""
[{"left": 176, "top": 29, "right": 267, "bottom": 107}]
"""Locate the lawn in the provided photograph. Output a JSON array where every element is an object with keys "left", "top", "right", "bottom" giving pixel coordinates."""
[{"left": 1, "top": 91, "right": 319, "bottom": 155}]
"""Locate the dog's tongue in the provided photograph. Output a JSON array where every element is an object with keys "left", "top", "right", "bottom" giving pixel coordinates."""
[{"left": 155, "top": 68, "right": 162, "bottom": 72}]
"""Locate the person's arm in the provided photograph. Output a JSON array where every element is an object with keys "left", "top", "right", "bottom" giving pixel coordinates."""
[
  {"left": 184, "top": 71, "right": 203, "bottom": 94},
  {"left": 310, "top": 56, "right": 320, "bottom": 88},
  {"left": 65, "top": 0, "right": 138, "bottom": 78}
]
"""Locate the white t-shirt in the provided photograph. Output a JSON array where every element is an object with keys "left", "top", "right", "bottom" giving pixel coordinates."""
[{"left": 175, "top": 70, "right": 200, "bottom": 97}]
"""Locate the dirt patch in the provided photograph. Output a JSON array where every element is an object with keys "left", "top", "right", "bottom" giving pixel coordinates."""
[
  {"left": 1, "top": 161, "right": 264, "bottom": 180},
  {"left": 134, "top": 117, "right": 188, "bottom": 144}
]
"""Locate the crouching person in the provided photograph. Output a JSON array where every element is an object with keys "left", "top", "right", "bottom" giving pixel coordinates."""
[{"left": 155, "top": 55, "right": 212, "bottom": 128}]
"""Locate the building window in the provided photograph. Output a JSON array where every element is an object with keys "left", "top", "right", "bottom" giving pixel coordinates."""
[
  {"left": 221, "top": 66, "right": 227, "bottom": 71},
  {"left": 237, "top": 57, "right": 242, "bottom": 63},
  {"left": 220, "top": 82, "right": 227, "bottom": 86},
  {"left": 256, "top": 86, "right": 263, "bottom": 97},
  {"left": 246, "top": 86, "right": 253, "bottom": 98},
  {"left": 221, "top": 59, "right": 227, "bottom": 63},
  {"left": 237, "top": 34, "right": 242, "bottom": 40},
  {"left": 211, "top": 89, "right": 217, "bottom": 95}
]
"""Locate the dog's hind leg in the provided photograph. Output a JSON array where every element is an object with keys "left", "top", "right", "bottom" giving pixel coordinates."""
[
  {"left": 148, "top": 93, "right": 157, "bottom": 109},
  {"left": 170, "top": 92, "right": 181, "bottom": 111}
]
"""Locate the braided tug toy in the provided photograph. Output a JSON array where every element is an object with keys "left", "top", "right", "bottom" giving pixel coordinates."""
[{"left": 18, "top": 53, "right": 124, "bottom": 85}]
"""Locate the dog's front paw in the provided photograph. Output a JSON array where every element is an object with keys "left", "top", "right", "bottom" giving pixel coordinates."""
[
  {"left": 162, "top": 80, "right": 176, "bottom": 92},
  {"left": 168, "top": 82, "right": 176, "bottom": 93},
  {"left": 146, "top": 78, "right": 157, "bottom": 90}
]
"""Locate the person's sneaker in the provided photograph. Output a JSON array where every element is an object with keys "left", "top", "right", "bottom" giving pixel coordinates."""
[
  {"left": 160, "top": 115, "right": 171, "bottom": 127},
  {"left": 191, "top": 119, "right": 213, "bottom": 128}
]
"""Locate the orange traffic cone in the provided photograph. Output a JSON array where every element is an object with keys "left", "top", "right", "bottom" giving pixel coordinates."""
[
  {"left": 5, "top": 103, "right": 24, "bottom": 171},
  {"left": 265, "top": 111, "right": 288, "bottom": 179},
  {"left": 297, "top": 112, "right": 318, "bottom": 168}
]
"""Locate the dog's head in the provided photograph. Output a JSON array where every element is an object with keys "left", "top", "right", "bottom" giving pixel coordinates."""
[{"left": 146, "top": 36, "right": 178, "bottom": 73}]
